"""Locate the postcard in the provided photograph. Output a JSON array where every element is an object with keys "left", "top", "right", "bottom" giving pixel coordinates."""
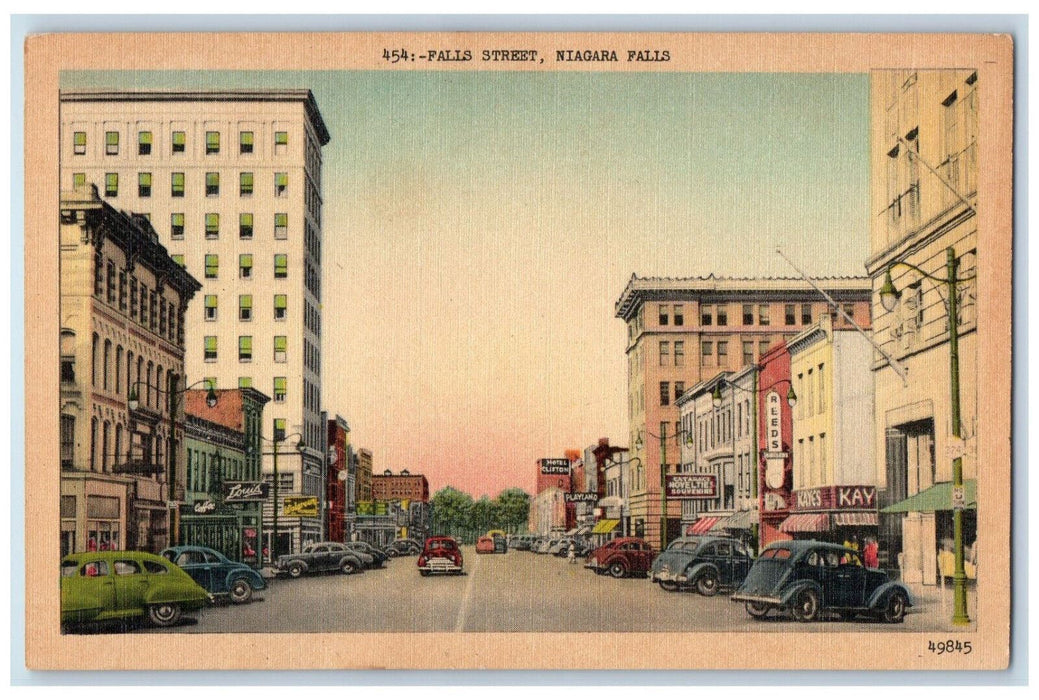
[{"left": 23, "top": 30, "right": 1013, "bottom": 671}]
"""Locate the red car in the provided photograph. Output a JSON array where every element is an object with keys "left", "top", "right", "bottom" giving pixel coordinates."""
[
  {"left": 417, "top": 536, "right": 464, "bottom": 576},
  {"left": 584, "top": 537, "right": 656, "bottom": 578},
  {"left": 475, "top": 536, "right": 495, "bottom": 554}
]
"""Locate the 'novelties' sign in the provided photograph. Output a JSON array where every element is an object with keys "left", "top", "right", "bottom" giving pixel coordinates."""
[{"left": 665, "top": 474, "right": 717, "bottom": 499}]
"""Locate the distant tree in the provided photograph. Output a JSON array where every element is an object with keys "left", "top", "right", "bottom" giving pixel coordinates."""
[
  {"left": 430, "top": 485, "right": 532, "bottom": 541},
  {"left": 430, "top": 486, "right": 473, "bottom": 539},
  {"left": 494, "top": 487, "right": 531, "bottom": 534}
]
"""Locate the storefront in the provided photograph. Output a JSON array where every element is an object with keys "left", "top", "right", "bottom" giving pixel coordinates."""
[
  {"left": 780, "top": 485, "right": 879, "bottom": 544},
  {"left": 60, "top": 474, "right": 130, "bottom": 556},
  {"left": 881, "top": 480, "right": 977, "bottom": 583}
]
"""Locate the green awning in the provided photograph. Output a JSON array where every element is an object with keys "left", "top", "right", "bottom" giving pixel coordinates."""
[
  {"left": 881, "top": 480, "right": 977, "bottom": 514},
  {"left": 591, "top": 519, "right": 620, "bottom": 534}
]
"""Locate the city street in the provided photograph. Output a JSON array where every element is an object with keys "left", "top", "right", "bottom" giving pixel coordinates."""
[{"left": 126, "top": 547, "right": 973, "bottom": 634}]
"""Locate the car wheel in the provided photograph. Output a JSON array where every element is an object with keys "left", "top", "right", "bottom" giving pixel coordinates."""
[
  {"left": 341, "top": 560, "right": 358, "bottom": 575},
  {"left": 287, "top": 563, "right": 304, "bottom": 578},
  {"left": 229, "top": 578, "right": 253, "bottom": 604},
  {"left": 881, "top": 592, "right": 908, "bottom": 624},
  {"left": 745, "top": 601, "right": 771, "bottom": 619},
  {"left": 696, "top": 571, "right": 719, "bottom": 597},
  {"left": 658, "top": 580, "right": 679, "bottom": 592},
  {"left": 791, "top": 589, "right": 821, "bottom": 623},
  {"left": 419, "top": 570, "right": 429, "bottom": 577},
  {"left": 148, "top": 603, "right": 182, "bottom": 627},
  {"left": 608, "top": 561, "right": 627, "bottom": 578}
]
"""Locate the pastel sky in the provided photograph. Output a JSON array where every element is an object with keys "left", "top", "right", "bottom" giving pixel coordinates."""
[{"left": 63, "top": 70, "right": 870, "bottom": 499}]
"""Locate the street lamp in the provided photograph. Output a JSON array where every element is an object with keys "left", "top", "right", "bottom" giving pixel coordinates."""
[
  {"left": 879, "top": 246, "right": 973, "bottom": 627},
  {"left": 251, "top": 424, "right": 305, "bottom": 566},
  {"left": 634, "top": 428, "right": 694, "bottom": 551},
  {"left": 127, "top": 378, "right": 218, "bottom": 548}
]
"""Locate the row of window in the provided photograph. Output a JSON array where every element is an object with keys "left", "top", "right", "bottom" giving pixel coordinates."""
[
  {"left": 94, "top": 252, "right": 183, "bottom": 345},
  {"left": 169, "top": 253, "right": 289, "bottom": 280},
  {"left": 794, "top": 363, "right": 827, "bottom": 420},
  {"left": 187, "top": 447, "right": 251, "bottom": 494},
  {"left": 89, "top": 170, "right": 290, "bottom": 199},
  {"left": 636, "top": 302, "right": 860, "bottom": 336},
  {"left": 204, "top": 335, "right": 289, "bottom": 363},
  {"left": 88, "top": 333, "right": 178, "bottom": 416},
  {"left": 73, "top": 129, "right": 288, "bottom": 157},
  {"left": 658, "top": 381, "right": 686, "bottom": 407},
  {"left": 164, "top": 211, "right": 289, "bottom": 241},
  {"left": 795, "top": 433, "right": 829, "bottom": 489},
  {"left": 203, "top": 294, "right": 290, "bottom": 322}
]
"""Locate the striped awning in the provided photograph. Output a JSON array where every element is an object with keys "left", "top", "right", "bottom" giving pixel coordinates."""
[
  {"left": 713, "top": 509, "right": 759, "bottom": 531},
  {"left": 689, "top": 516, "right": 720, "bottom": 534},
  {"left": 832, "top": 512, "right": 878, "bottom": 527},
  {"left": 779, "top": 512, "right": 830, "bottom": 533}
]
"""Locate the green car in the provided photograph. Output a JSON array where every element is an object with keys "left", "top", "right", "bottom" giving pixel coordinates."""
[{"left": 61, "top": 551, "right": 212, "bottom": 629}]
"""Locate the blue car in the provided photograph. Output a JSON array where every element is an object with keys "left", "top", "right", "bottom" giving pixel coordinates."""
[
  {"left": 160, "top": 545, "right": 266, "bottom": 604},
  {"left": 649, "top": 536, "right": 754, "bottom": 595},
  {"left": 731, "top": 540, "right": 912, "bottom": 623}
]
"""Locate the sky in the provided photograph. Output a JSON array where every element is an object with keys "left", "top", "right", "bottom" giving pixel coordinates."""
[{"left": 63, "top": 70, "right": 870, "bottom": 499}]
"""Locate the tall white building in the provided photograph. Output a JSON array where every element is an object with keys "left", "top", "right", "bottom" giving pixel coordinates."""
[{"left": 60, "top": 90, "right": 331, "bottom": 553}]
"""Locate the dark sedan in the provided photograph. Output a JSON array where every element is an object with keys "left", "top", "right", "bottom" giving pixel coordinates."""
[
  {"left": 344, "top": 541, "right": 389, "bottom": 568},
  {"left": 731, "top": 540, "right": 912, "bottom": 623},
  {"left": 160, "top": 545, "right": 266, "bottom": 604},
  {"left": 649, "top": 536, "right": 753, "bottom": 595}
]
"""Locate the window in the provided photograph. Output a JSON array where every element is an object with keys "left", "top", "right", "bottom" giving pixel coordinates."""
[
  {"left": 785, "top": 304, "right": 796, "bottom": 325},
  {"left": 701, "top": 305, "right": 713, "bottom": 326},
  {"left": 73, "top": 131, "right": 86, "bottom": 155},
  {"left": 717, "top": 305, "right": 728, "bottom": 326},
  {"left": 659, "top": 382, "right": 670, "bottom": 406},
  {"left": 106, "top": 260, "right": 116, "bottom": 303},
  {"left": 105, "top": 131, "right": 119, "bottom": 155},
  {"left": 205, "top": 213, "right": 219, "bottom": 239},
  {"left": 759, "top": 340, "right": 770, "bottom": 358},
  {"left": 659, "top": 305, "right": 669, "bottom": 325},
  {"left": 137, "top": 172, "right": 151, "bottom": 197},
  {"left": 204, "top": 254, "right": 218, "bottom": 278},
  {"left": 204, "top": 295, "right": 217, "bottom": 321},
  {"left": 238, "top": 377, "right": 252, "bottom": 389},
  {"left": 674, "top": 340, "right": 684, "bottom": 366},
  {"left": 239, "top": 131, "right": 254, "bottom": 154},
  {"left": 743, "top": 304, "right": 754, "bottom": 325},
  {"left": 674, "top": 381, "right": 685, "bottom": 402},
  {"left": 274, "top": 213, "right": 288, "bottom": 239},
  {"left": 274, "top": 294, "right": 287, "bottom": 320},
  {"left": 274, "top": 130, "right": 288, "bottom": 152},
  {"left": 104, "top": 173, "right": 118, "bottom": 197},
  {"left": 842, "top": 304, "right": 856, "bottom": 325},
  {"left": 758, "top": 304, "right": 770, "bottom": 325},
  {"left": 742, "top": 341, "right": 754, "bottom": 365},
  {"left": 205, "top": 172, "right": 220, "bottom": 196},
  {"left": 275, "top": 172, "right": 288, "bottom": 196},
  {"left": 274, "top": 377, "right": 287, "bottom": 402},
  {"left": 170, "top": 172, "right": 185, "bottom": 197},
  {"left": 701, "top": 340, "right": 713, "bottom": 364},
  {"left": 170, "top": 213, "right": 185, "bottom": 239},
  {"left": 171, "top": 130, "right": 186, "bottom": 153},
  {"left": 204, "top": 336, "right": 217, "bottom": 362},
  {"left": 239, "top": 172, "right": 253, "bottom": 196},
  {"left": 72, "top": 172, "right": 86, "bottom": 188},
  {"left": 239, "top": 213, "right": 253, "bottom": 239},
  {"left": 239, "top": 254, "right": 253, "bottom": 279},
  {"left": 274, "top": 254, "right": 288, "bottom": 278},
  {"left": 802, "top": 304, "right": 813, "bottom": 324},
  {"left": 817, "top": 363, "right": 826, "bottom": 413},
  {"left": 659, "top": 341, "right": 669, "bottom": 366},
  {"left": 171, "top": 254, "right": 185, "bottom": 267},
  {"left": 274, "top": 336, "right": 287, "bottom": 362},
  {"left": 239, "top": 336, "right": 253, "bottom": 362},
  {"left": 673, "top": 304, "right": 684, "bottom": 326},
  {"left": 206, "top": 131, "right": 220, "bottom": 154},
  {"left": 138, "top": 131, "right": 152, "bottom": 155},
  {"left": 717, "top": 340, "right": 729, "bottom": 363},
  {"left": 239, "top": 295, "right": 253, "bottom": 321}
]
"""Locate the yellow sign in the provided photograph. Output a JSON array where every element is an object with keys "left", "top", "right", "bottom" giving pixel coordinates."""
[{"left": 283, "top": 496, "right": 319, "bottom": 517}]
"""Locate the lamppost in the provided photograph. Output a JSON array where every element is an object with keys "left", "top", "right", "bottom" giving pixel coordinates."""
[
  {"left": 250, "top": 423, "right": 305, "bottom": 566},
  {"left": 880, "top": 246, "right": 973, "bottom": 627},
  {"left": 128, "top": 378, "right": 217, "bottom": 548},
  {"left": 634, "top": 428, "right": 694, "bottom": 551}
]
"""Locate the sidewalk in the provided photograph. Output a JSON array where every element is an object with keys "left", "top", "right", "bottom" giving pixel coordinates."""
[{"left": 904, "top": 580, "right": 979, "bottom": 631}]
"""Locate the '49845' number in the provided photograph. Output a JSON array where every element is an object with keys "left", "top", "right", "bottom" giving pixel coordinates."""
[{"left": 929, "top": 639, "right": 972, "bottom": 655}]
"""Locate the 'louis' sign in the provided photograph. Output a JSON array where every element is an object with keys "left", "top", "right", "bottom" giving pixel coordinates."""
[{"left": 223, "top": 481, "right": 269, "bottom": 503}]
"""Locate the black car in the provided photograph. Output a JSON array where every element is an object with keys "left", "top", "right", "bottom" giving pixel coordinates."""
[
  {"left": 649, "top": 536, "right": 753, "bottom": 595},
  {"left": 386, "top": 539, "right": 423, "bottom": 557},
  {"left": 344, "top": 541, "right": 389, "bottom": 568},
  {"left": 731, "top": 540, "right": 913, "bottom": 623}
]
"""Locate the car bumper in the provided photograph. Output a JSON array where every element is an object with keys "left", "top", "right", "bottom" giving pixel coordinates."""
[
  {"left": 730, "top": 593, "right": 783, "bottom": 606},
  {"left": 651, "top": 570, "right": 689, "bottom": 583},
  {"left": 419, "top": 557, "right": 463, "bottom": 573}
]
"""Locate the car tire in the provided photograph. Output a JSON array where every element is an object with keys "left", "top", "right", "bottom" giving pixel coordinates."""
[
  {"left": 341, "top": 560, "right": 358, "bottom": 575},
  {"left": 658, "top": 580, "right": 679, "bottom": 592},
  {"left": 147, "top": 603, "right": 182, "bottom": 627},
  {"left": 791, "top": 589, "right": 821, "bottom": 623},
  {"left": 695, "top": 571, "right": 719, "bottom": 597},
  {"left": 745, "top": 601, "right": 771, "bottom": 619},
  {"left": 608, "top": 561, "right": 627, "bottom": 578},
  {"left": 881, "top": 591, "right": 908, "bottom": 624},
  {"left": 419, "top": 570, "right": 429, "bottom": 577},
  {"left": 287, "top": 562, "right": 304, "bottom": 578},
  {"left": 228, "top": 578, "right": 253, "bottom": 604}
]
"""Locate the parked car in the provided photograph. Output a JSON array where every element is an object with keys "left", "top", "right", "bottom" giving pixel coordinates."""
[
  {"left": 274, "top": 542, "right": 365, "bottom": 578},
  {"left": 548, "top": 538, "right": 573, "bottom": 556},
  {"left": 731, "top": 540, "right": 913, "bottom": 623},
  {"left": 475, "top": 536, "right": 496, "bottom": 554},
  {"left": 343, "top": 541, "right": 389, "bottom": 568},
  {"left": 585, "top": 537, "right": 656, "bottom": 578},
  {"left": 491, "top": 533, "right": 508, "bottom": 553},
  {"left": 510, "top": 536, "right": 533, "bottom": 551},
  {"left": 160, "top": 545, "right": 267, "bottom": 604},
  {"left": 61, "top": 550, "right": 211, "bottom": 628},
  {"left": 649, "top": 536, "right": 753, "bottom": 595},
  {"left": 386, "top": 539, "right": 423, "bottom": 557},
  {"left": 535, "top": 538, "right": 560, "bottom": 554},
  {"left": 555, "top": 539, "right": 593, "bottom": 558},
  {"left": 417, "top": 536, "right": 464, "bottom": 575}
]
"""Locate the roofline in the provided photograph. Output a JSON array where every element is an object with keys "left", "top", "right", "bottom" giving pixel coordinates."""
[{"left": 60, "top": 88, "right": 331, "bottom": 146}]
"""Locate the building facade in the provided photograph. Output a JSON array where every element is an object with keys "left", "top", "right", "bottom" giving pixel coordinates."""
[
  {"left": 60, "top": 89, "right": 331, "bottom": 555},
  {"left": 182, "top": 387, "right": 270, "bottom": 565},
  {"left": 324, "top": 415, "right": 351, "bottom": 543},
  {"left": 757, "top": 342, "right": 796, "bottom": 548},
  {"left": 60, "top": 186, "right": 201, "bottom": 556},
  {"left": 530, "top": 486, "right": 567, "bottom": 535},
  {"left": 615, "top": 275, "right": 872, "bottom": 549},
  {"left": 867, "top": 69, "right": 979, "bottom": 584},
  {"left": 782, "top": 316, "right": 877, "bottom": 544},
  {"left": 355, "top": 447, "right": 373, "bottom": 504},
  {"left": 371, "top": 469, "right": 430, "bottom": 502}
]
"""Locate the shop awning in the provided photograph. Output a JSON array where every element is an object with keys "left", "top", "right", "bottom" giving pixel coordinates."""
[
  {"left": 597, "top": 496, "right": 624, "bottom": 508},
  {"left": 689, "top": 516, "right": 720, "bottom": 534},
  {"left": 591, "top": 519, "right": 620, "bottom": 534},
  {"left": 575, "top": 524, "right": 593, "bottom": 536},
  {"left": 778, "top": 512, "right": 830, "bottom": 533},
  {"left": 832, "top": 512, "right": 878, "bottom": 527},
  {"left": 880, "top": 480, "right": 977, "bottom": 514},
  {"left": 713, "top": 509, "right": 759, "bottom": 531}
]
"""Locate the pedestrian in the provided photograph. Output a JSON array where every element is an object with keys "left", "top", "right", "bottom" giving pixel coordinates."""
[
  {"left": 567, "top": 542, "right": 577, "bottom": 564},
  {"left": 863, "top": 537, "right": 879, "bottom": 569}
]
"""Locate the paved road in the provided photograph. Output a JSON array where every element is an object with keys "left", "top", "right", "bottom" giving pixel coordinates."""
[{"left": 123, "top": 546, "right": 970, "bottom": 634}]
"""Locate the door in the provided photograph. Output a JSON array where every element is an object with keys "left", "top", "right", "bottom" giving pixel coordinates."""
[
  {"left": 311, "top": 544, "right": 331, "bottom": 570},
  {"left": 713, "top": 541, "right": 734, "bottom": 583},
  {"left": 65, "top": 559, "right": 115, "bottom": 619},
  {"left": 731, "top": 541, "right": 753, "bottom": 583},
  {"left": 832, "top": 552, "right": 869, "bottom": 607},
  {"left": 111, "top": 559, "right": 150, "bottom": 614},
  {"left": 174, "top": 550, "right": 213, "bottom": 591}
]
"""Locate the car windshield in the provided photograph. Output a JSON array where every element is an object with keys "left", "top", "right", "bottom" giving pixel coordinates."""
[{"left": 430, "top": 541, "right": 454, "bottom": 550}]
